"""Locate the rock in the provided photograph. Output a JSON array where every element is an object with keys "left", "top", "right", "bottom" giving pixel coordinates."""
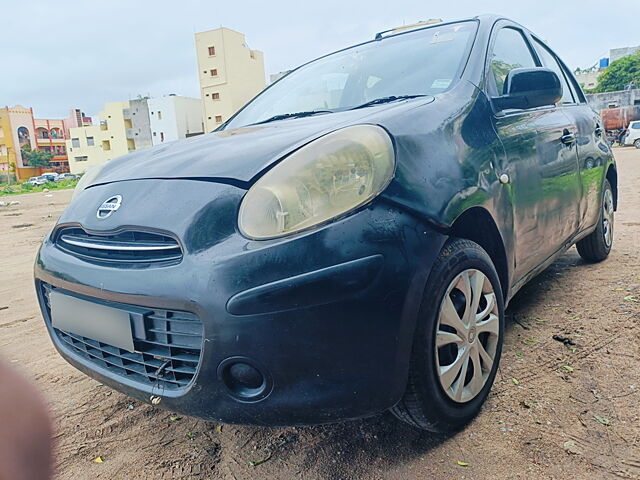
[
  {"left": 9, "top": 201, "right": 20, "bottom": 206},
  {"left": 43, "top": 188, "right": 49, "bottom": 193},
  {"left": 0, "top": 201, "right": 6, "bottom": 207},
  {"left": 563, "top": 440, "right": 582, "bottom": 455}
]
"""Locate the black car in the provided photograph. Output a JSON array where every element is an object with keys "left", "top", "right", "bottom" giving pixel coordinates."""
[{"left": 35, "top": 15, "right": 616, "bottom": 432}]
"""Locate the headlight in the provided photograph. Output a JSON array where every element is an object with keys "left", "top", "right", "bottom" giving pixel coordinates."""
[
  {"left": 72, "top": 164, "right": 106, "bottom": 200},
  {"left": 238, "top": 125, "right": 395, "bottom": 239}
]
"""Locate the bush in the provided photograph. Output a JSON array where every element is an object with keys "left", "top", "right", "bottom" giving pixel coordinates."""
[{"left": 21, "top": 182, "right": 33, "bottom": 191}]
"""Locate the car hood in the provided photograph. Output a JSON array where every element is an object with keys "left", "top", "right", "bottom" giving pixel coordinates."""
[{"left": 91, "top": 97, "right": 435, "bottom": 187}]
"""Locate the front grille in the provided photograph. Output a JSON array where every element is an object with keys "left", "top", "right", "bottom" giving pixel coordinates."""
[
  {"left": 40, "top": 283, "right": 203, "bottom": 392},
  {"left": 54, "top": 227, "right": 182, "bottom": 267}
]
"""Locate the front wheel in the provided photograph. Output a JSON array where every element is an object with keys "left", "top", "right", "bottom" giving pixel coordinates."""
[
  {"left": 576, "top": 179, "right": 614, "bottom": 262},
  {"left": 391, "top": 238, "right": 505, "bottom": 432},
  {"left": 634, "top": 139, "right": 640, "bottom": 149}
]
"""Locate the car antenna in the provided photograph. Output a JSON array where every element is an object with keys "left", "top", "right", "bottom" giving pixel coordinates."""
[{"left": 374, "top": 19, "right": 443, "bottom": 40}]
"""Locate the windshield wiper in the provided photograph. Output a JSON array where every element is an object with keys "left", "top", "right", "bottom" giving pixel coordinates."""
[
  {"left": 351, "top": 95, "right": 428, "bottom": 110},
  {"left": 252, "top": 110, "right": 333, "bottom": 125}
]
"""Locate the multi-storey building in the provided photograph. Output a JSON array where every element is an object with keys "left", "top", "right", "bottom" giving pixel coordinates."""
[
  {"left": 0, "top": 106, "right": 86, "bottom": 181},
  {"left": 195, "top": 27, "right": 265, "bottom": 132},
  {"left": 66, "top": 99, "right": 151, "bottom": 174},
  {"left": 67, "top": 96, "right": 203, "bottom": 174},
  {"left": 148, "top": 95, "right": 204, "bottom": 146}
]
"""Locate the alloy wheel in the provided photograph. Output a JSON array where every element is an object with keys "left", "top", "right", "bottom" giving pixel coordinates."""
[
  {"left": 435, "top": 269, "right": 500, "bottom": 403},
  {"left": 603, "top": 187, "right": 614, "bottom": 248}
]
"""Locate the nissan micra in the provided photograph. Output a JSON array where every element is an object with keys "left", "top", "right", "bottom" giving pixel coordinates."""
[{"left": 35, "top": 15, "right": 617, "bottom": 432}]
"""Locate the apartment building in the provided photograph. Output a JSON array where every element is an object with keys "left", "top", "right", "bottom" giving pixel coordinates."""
[
  {"left": 0, "top": 106, "right": 87, "bottom": 181},
  {"left": 67, "top": 96, "right": 203, "bottom": 174},
  {"left": 148, "top": 95, "right": 203, "bottom": 146},
  {"left": 66, "top": 99, "right": 151, "bottom": 174},
  {"left": 195, "top": 27, "right": 266, "bottom": 132}
]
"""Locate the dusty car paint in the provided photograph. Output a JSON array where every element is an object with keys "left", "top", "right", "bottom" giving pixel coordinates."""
[{"left": 34, "top": 14, "right": 616, "bottom": 425}]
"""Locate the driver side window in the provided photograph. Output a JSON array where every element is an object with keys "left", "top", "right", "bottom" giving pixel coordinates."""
[{"left": 490, "top": 28, "right": 536, "bottom": 95}]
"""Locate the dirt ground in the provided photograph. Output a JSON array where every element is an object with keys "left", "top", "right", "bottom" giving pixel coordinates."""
[{"left": 1, "top": 147, "right": 639, "bottom": 480}]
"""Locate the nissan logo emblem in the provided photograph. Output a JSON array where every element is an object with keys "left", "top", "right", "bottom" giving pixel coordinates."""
[{"left": 97, "top": 195, "right": 122, "bottom": 219}]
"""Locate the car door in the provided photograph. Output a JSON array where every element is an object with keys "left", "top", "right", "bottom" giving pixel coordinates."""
[
  {"left": 488, "top": 24, "right": 582, "bottom": 280},
  {"left": 530, "top": 36, "right": 608, "bottom": 234}
]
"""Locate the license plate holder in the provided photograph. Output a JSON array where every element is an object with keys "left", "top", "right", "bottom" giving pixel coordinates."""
[{"left": 50, "top": 292, "right": 135, "bottom": 352}]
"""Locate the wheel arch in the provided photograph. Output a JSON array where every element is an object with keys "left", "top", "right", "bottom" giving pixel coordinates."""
[{"left": 449, "top": 206, "right": 509, "bottom": 300}]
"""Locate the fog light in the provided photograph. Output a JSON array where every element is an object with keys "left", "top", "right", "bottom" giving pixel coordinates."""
[{"left": 218, "top": 357, "right": 271, "bottom": 401}]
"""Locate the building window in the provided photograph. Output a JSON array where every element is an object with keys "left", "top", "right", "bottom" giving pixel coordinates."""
[
  {"left": 71, "top": 138, "right": 80, "bottom": 148},
  {"left": 215, "top": 115, "right": 223, "bottom": 123},
  {"left": 153, "top": 132, "right": 156, "bottom": 136},
  {"left": 86, "top": 136, "right": 95, "bottom": 146},
  {"left": 157, "top": 111, "right": 162, "bottom": 120},
  {"left": 212, "top": 93, "right": 220, "bottom": 100},
  {"left": 74, "top": 156, "right": 88, "bottom": 162},
  {"left": 102, "top": 140, "right": 111, "bottom": 151},
  {"left": 208, "top": 46, "right": 215, "bottom": 56},
  {"left": 160, "top": 132, "right": 164, "bottom": 142},
  {"left": 210, "top": 69, "right": 218, "bottom": 76}
]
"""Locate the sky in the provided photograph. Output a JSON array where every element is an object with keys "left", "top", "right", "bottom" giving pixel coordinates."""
[{"left": 1, "top": 0, "right": 637, "bottom": 119}]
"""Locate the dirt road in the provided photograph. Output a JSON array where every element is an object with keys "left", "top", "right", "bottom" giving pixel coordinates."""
[{"left": 1, "top": 148, "right": 639, "bottom": 480}]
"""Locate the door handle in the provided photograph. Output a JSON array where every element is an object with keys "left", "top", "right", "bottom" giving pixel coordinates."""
[{"left": 561, "top": 130, "right": 576, "bottom": 145}]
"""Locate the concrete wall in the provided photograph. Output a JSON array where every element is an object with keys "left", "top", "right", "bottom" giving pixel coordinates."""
[
  {"left": 196, "top": 27, "right": 266, "bottom": 132},
  {"left": 575, "top": 70, "right": 601, "bottom": 90},
  {"left": 124, "top": 98, "right": 153, "bottom": 151},
  {"left": 610, "top": 46, "right": 640, "bottom": 63},
  {"left": 586, "top": 89, "right": 640, "bottom": 112}
]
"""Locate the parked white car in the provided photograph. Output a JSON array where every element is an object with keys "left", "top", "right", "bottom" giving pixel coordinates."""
[
  {"left": 27, "top": 176, "right": 49, "bottom": 186},
  {"left": 55, "top": 173, "right": 78, "bottom": 182},
  {"left": 624, "top": 120, "right": 640, "bottom": 148},
  {"left": 41, "top": 172, "right": 59, "bottom": 182}
]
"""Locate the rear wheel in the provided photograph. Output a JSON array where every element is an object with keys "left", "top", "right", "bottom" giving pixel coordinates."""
[
  {"left": 576, "top": 179, "right": 614, "bottom": 262},
  {"left": 634, "top": 139, "right": 640, "bottom": 149},
  {"left": 391, "top": 238, "right": 504, "bottom": 432}
]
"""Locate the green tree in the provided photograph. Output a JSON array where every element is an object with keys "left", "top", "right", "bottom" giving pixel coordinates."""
[
  {"left": 20, "top": 144, "right": 53, "bottom": 168},
  {"left": 594, "top": 52, "right": 640, "bottom": 93}
]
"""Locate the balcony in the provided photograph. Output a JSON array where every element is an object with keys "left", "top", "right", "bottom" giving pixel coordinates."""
[{"left": 36, "top": 136, "right": 66, "bottom": 145}]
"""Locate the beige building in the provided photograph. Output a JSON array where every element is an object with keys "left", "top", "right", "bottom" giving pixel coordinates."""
[
  {"left": 66, "top": 96, "right": 203, "bottom": 174},
  {"left": 575, "top": 70, "right": 602, "bottom": 91},
  {"left": 195, "top": 27, "right": 266, "bottom": 132},
  {"left": 66, "top": 99, "right": 152, "bottom": 174}
]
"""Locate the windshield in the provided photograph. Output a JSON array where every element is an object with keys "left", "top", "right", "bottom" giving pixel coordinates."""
[{"left": 224, "top": 21, "right": 477, "bottom": 129}]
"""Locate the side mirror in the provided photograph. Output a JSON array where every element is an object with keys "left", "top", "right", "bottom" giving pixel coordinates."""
[{"left": 492, "top": 68, "right": 562, "bottom": 111}]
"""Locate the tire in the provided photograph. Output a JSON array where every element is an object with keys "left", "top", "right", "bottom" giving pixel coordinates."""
[
  {"left": 634, "top": 139, "right": 640, "bottom": 149},
  {"left": 391, "top": 238, "right": 505, "bottom": 432},
  {"left": 576, "top": 179, "right": 614, "bottom": 262}
]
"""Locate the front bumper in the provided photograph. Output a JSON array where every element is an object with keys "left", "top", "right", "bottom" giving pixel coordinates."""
[{"left": 35, "top": 179, "right": 447, "bottom": 425}]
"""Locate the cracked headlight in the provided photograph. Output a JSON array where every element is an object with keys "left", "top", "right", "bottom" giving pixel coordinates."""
[{"left": 238, "top": 125, "right": 395, "bottom": 239}]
